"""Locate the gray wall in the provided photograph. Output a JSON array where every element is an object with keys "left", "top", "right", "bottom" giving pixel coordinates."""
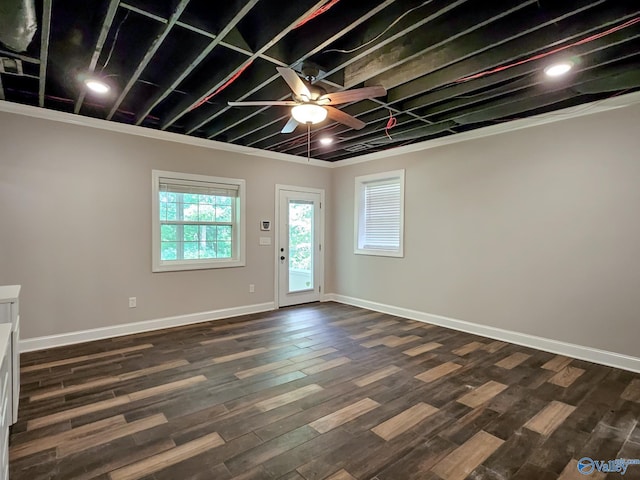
[
  {"left": 0, "top": 112, "right": 331, "bottom": 339},
  {"left": 329, "top": 104, "right": 640, "bottom": 357},
  {"left": 2, "top": 103, "right": 639, "bottom": 358}
]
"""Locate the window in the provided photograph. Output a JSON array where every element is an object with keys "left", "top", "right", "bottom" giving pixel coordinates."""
[
  {"left": 354, "top": 169, "right": 405, "bottom": 257},
  {"left": 152, "top": 170, "right": 245, "bottom": 272}
]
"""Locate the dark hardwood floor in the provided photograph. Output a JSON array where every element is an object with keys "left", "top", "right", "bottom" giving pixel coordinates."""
[{"left": 9, "top": 302, "right": 640, "bottom": 480}]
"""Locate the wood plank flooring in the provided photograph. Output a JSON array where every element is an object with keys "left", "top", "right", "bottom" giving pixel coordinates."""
[{"left": 10, "top": 302, "right": 640, "bottom": 479}]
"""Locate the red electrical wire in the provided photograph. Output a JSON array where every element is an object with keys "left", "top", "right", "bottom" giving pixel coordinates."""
[
  {"left": 385, "top": 109, "right": 397, "bottom": 139},
  {"left": 190, "top": 60, "right": 254, "bottom": 111},
  {"left": 455, "top": 16, "right": 640, "bottom": 84},
  {"left": 295, "top": 0, "right": 341, "bottom": 29}
]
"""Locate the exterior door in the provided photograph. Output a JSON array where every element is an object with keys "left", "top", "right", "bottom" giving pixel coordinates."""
[{"left": 277, "top": 187, "right": 323, "bottom": 307}]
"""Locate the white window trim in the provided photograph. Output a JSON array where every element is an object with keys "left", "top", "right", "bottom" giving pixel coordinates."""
[
  {"left": 152, "top": 170, "right": 246, "bottom": 272},
  {"left": 354, "top": 169, "right": 405, "bottom": 258}
]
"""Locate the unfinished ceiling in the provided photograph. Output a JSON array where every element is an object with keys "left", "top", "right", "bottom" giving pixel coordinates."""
[{"left": 1, "top": 0, "right": 639, "bottom": 162}]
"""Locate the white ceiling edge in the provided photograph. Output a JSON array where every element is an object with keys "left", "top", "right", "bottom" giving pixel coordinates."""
[
  {"left": 330, "top": 90, "right": 640, "bottom": 169},
  {"left": 0, "top": 100, "right": 331, "bottom": 168}
]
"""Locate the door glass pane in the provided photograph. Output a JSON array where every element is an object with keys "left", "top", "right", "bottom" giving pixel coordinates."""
[{"left": 288, "top": 200, "right": 314, "bottom": 292}]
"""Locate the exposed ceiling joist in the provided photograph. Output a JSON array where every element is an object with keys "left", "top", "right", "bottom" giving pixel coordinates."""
[
  {"left": 345, "top": 0, "right": 536, "bottom": 88},
  {"left": 105, "top": 0, "right": 192, "bottom": 120},
  {"left": 3, "top": 0, "right": 638, "bottom": 161},
  {"left": 134, "top": 0, "right": 261, "bottom": 125},
  {"left": 74, "top": 0, "right": 120, "bottom": 114},
  {"left": 387, "top": 3, "right": 639, "bottom": 103},
  {"left": 402, "top": 26, "right": 640, "bottom": 112},
  {"left": 160, "top": 0, "right": 331, "bottom": 131},
  {"left": 188, "top": 0, "right": 399, "bottom": 136},
  {"left": 205, "top": 0, "right": 468, "bottom": 141},
  {"left": 38, "top": 0, "right": 52, "bottom": 107}
]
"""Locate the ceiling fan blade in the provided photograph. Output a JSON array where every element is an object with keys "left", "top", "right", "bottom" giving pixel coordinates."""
[
  {"left": 281, "top": 117, "right": 299, "bottom": 134},
  {"left": 228, "top": 101, "right": 298, "bottom": 106},
  {"left": 276, "top": 67, "right": 311, "bottom": 98},
  {"left": 326, "top": 106, "right": 366, "bottom": 130},
  {"left": 319, "top": 86, "right": 387, "bottom": 105}
]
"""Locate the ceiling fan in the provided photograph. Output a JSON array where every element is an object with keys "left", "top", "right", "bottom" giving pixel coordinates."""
[{"left": 228, "top": 65, "right": 387, "bottom": 134}]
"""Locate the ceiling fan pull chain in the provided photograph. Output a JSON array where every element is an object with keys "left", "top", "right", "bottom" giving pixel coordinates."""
[{"left": 307, "top": 123, "right": 311, "bottom": 162}]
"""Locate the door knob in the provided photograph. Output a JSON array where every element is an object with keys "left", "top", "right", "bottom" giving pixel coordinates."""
[{"left": 280, "top": 256, "right": 286, "bottom": 261}]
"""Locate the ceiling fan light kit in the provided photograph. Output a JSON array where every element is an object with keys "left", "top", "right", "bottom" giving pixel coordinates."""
[{"left": 291, "top": 104, "right": 327, "bottom": 124}]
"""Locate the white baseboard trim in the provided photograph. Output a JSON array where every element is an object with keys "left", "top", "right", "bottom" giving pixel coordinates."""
[
  {"left": 20, "top": 302, "right": 276, "bottom": 352},
  {"left": 325, "top": 294, "right": 640, "bottom": 373}
]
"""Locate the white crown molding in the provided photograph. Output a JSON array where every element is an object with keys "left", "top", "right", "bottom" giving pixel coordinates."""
[
  {"left": 4, "top": 90, "right": 640, "bottom": 170},
  {"left": 330, "top": 90, "right": 640, "bottom": 168},
  {"left": 0, "top": 100, "right": 331, "bottom": 168},
  {"left": 324, "top": 293, "right": 640, "bottom": 373},
  {"left": 20, "top": 301, "right": 275, "bottom": 352}
]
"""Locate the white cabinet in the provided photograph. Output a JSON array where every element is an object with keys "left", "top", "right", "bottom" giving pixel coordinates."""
[
  {"left": 0, "top": 324, "right": 11, "bottom": 480},
  {"left": 0, "top": 285, "right": 20, "bottom": 425}
]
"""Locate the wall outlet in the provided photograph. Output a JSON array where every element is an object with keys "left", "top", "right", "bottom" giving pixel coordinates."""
[
  {"left": 249, "top": 284, "right": 255, "bottom": 293},
  {"left": 129, "top": 297, "right": 137, "bottom": 308}
]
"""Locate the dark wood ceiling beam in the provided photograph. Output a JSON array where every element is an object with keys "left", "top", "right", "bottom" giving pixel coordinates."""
[
  {"left": 119, "top": 2, "right": 288, "bottom": 75},
  {"left": 106, "top": 0, "right": 192, "bottom": 120},
  {"left": 401, "top": 41, "right": 634, "bottom": 113},
  {"left": 319, "top": 52, "right": 638, "bottom": 158},
  {"left": 317, "top": 121, "right": 457, "bottom": 161},
  {"left": 285, "top": 0, "right": 397, "bottom": 69},
  {"left": 74, "top": 0, "right": 120, "bottom": 114},
  {"left": 387, "top": 3, "right": 639, "bottom": 104},
  {"left": 317, "top": 0, "right": 470, "bottom": 80},
  {"left": 161, "top": 0, "right": 330, "bottom": 131},
  {"left": 187, "top": 0, "right": 399, "bottom": 136},
  {"left": 319, "top": 47, "right": 639, "bottom": 158},
  {"left": 344, "top": 0, "right": 536, "bottom": 89},
  {"left": 214, "top": 0, "right": 628, "bottom": 153},
  {"left": 133, "top": 0, "right": 260, "bottom": 125},
  {"left": 201, "top": 0, "right": 466, "bottom": 140},
  {"left": 285, "top": 113, "right": 418, "bottom": 156},
  {"left": 38, "top": 0, "right": 52, "bottom": 107},
  {"left": 207, "top": 0, "right": 556, "bottom": 145},
  {"left": 453, "top": 89, "right": 579, "bottom": 125},
  {"left": 575, "top": 63, "right": 640, "bottom": 93},
  {"left": 440, "top": 61, "right": 634, "bottom": 125},
  {"left": 416, "top": 35, "right": 640, "bottom": 120},
  {"left": 0, "top": 49, "right": 39, "bottom": 64},
  {"left": 368, "top": 0, "right": 606, "bottom": 93}
]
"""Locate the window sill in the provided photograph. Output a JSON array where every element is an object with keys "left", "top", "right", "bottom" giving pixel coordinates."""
[
  {"left": 152, "top": 259, "right": 245, "bottom": 272},
  {"left": 354, "top": 249, "right": 404, "bottom": 258}
]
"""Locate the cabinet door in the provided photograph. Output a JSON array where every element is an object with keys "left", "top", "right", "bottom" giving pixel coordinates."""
[
  {"left": 0, "top": 353, "right": 9, "bottom": 479},
  {"left": 11, "top": 314, "right": 19, "bottom": 424}
]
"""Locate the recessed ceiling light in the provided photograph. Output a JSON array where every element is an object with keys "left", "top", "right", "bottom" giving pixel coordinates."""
[
  {"left": 544, "top": 62, "right": 573, "bottom": 78},
  {"left": 319, "top": 137, "right": 333, "bottom": 145},
  {"left": 84, "top": 79, "right": 110, "bottom": 94}
]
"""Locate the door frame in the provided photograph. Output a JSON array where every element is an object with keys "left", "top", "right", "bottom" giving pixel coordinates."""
[{"left": 274, "top": 184, "right": 325, "bottom": 308}]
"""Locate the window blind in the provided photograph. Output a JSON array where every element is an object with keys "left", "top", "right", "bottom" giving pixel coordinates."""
[
  {"left": 159, "top": 178, "right": 238, "bottom": 197},
  {"left": 361, "top": 179, "right": 401, "bottom": 250}
]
